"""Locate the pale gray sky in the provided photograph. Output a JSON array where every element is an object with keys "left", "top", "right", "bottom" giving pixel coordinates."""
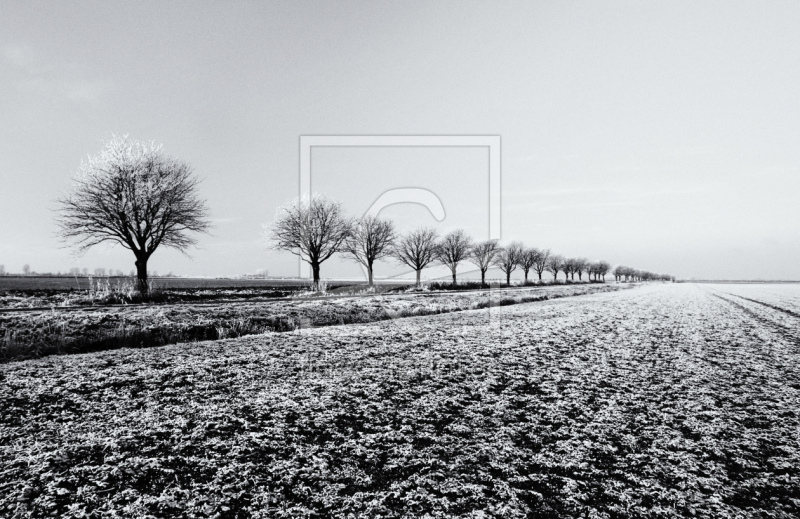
[{"left": 1, "top": 1, "right": 799, "bottom": 280}]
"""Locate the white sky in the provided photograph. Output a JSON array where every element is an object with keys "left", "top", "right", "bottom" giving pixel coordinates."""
[{"left": 1, "top": 1, "right": 799, "bottom": 280}]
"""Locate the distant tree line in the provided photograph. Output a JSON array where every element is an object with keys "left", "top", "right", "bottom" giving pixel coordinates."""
[
  {"left": 266, "top": 194, "right": 670, "bottom": 289},
  {"left": 612, "top": 266, "right": 674, "bottom": 283}
]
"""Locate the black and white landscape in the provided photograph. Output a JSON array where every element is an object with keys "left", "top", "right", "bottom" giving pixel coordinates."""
[{"left": 1, "top": 2, "right": 799, "bottom": 518}]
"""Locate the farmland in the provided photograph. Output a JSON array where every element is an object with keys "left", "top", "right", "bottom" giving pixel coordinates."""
[
  {"left": 0, "top": 283, "right": 621, "bottom": 362},
  {"left": 1, "top": 283, "right": 799, "bottom": 518}
]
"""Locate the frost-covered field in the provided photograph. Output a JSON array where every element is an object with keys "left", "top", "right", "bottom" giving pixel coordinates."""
[
  {"left": 1, "top": 283, "right": 798, "bottom": 518},
  {"left": 703, "top": 283, "right": 800, "bottom": 318},
  {"left": 1, "top": 283, "right": 621, "bottom": 361}
]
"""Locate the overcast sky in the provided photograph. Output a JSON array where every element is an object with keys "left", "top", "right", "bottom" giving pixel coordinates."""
[{"left": 1, "top": 1, "right": 799, "bottom": 280}]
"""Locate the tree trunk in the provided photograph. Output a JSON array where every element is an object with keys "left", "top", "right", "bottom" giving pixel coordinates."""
[
  {"left": 367, "top": 261, "right": 374, "bottom": 287},
  {"left": 523, "top": 269, "right": 529, "bottom": 284},
  {"left": 553, "top": 272, "right": 558, "bottom": 281},
  {"left": 415, "top": 269, "right": 421, "bottom": 286},
  {"left": 135, "top": 256, "right": 148, "bottom": 296},
  {"left": 506, "top": 271, "right": 511, "bottom": 285},
  {"left": 311, "top": 262, "right": 320, "bottom": 289},
  {"left": 481, "top": 269, "right": 486, "bottom": 287},
  {"left": 451, "top": 268, "right": 457, "bottom": 285},
  {"left": 538, "top": 272, "right": 542, "bottom": 281}
]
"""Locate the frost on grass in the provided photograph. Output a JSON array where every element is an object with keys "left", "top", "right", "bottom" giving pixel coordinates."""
[
  {"left": 0, "top": 284, "right": 798, "bottom": 518},
  {"left": 0, "top": 283, "right": 622, "bottom": 361}
]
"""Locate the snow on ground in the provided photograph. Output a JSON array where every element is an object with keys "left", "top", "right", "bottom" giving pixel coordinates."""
[{"left": 1, "top": 283, "right": 798, "bottom": 518}]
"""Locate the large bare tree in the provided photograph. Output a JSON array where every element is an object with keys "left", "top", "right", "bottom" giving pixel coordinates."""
[
  {"left": 468, "top": 240, "right": 500, "bottom": 287},
  {"left": 394, "top": 227, "right": 438, "bottom": 286},
  {"left": 532, "top": 248, "right": 550, "bottom": 281},
  {"left": 493, "top": 241, "right": 523, "bottom": 285},
  {"left": 545, "top": 254, "right": 565, "bottom": 282},
  {"left": 56, "top": 136, "right": 209, "bottom": 295},
  {"left": 268, "top": 194, "right": 352, "bottom": 289},
  {"left": 342, "top": 214, "right": 396, "bottom": 287},
  {"left": 436, "top": 229, "right": 472, "bottom": 284}
]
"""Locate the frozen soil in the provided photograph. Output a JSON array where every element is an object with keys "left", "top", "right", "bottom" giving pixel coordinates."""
[
  {"left": 1, "top": 283, "right": 798, "bottom": 518},
  {"left": 0, "top": 283, "right": 621, "bottom": 361}
]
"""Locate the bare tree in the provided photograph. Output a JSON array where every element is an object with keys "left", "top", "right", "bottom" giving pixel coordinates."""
[
  {"left": 573, "top": 258, "right": 588, "bottom": 281},
  {"left": 493, "top": 241, "right": 523, "bottom": 285},
  {"left": 563, "top": 258, "right": 575, "bottom": 281},
  {"left": 545, "top": 254, "right": 565, "bottom": 282},
  {"left": 94, "top": 268, "right": 106, "bottom": 277},
  {"left": 436, "top": 230, "right": 472, "bottom": 284},
  {"left": 267, "top": 194, "right": 352, "bottom": 289},
  {"left": 342, "top": 214, "right": 396, "bottom": 287},
  {"left": 22, "top": 264, "right": 30, "bottom": 276},
  {"left": 56, "top": 135, "right": 210, "bottom": 295},
  {"left": 394, "top": 227, "right": 439, "bottom": 286},
  {"left": 468, "top": 240, "right": 500, "bottom": 286},
  {"left": 516, "top": 247, "right": 541, "bottom": 284},
  {"left": 587, "top": 261, "right": 597, "bottom": 281},
  {"left": 532, "top": 248, "right": 550, "bottom": 281},
  {"left": 595, "top": 260, "right": 611, "bottom": 281}
]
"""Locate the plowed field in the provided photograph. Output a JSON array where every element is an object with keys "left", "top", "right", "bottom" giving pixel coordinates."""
[{"left": 1, "top": 283, "right": 798, "bottom": 518}]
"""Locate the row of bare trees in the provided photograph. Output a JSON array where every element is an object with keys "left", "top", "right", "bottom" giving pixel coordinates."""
[
  {"left": 268, "top": 195, "right": 616, "bottom": 288},
  {"left": 613, "top": 266, "right": 673, "bottom": 282},
  {"left": 53, "top": 136, "right": 672, "bottom": 296}
]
